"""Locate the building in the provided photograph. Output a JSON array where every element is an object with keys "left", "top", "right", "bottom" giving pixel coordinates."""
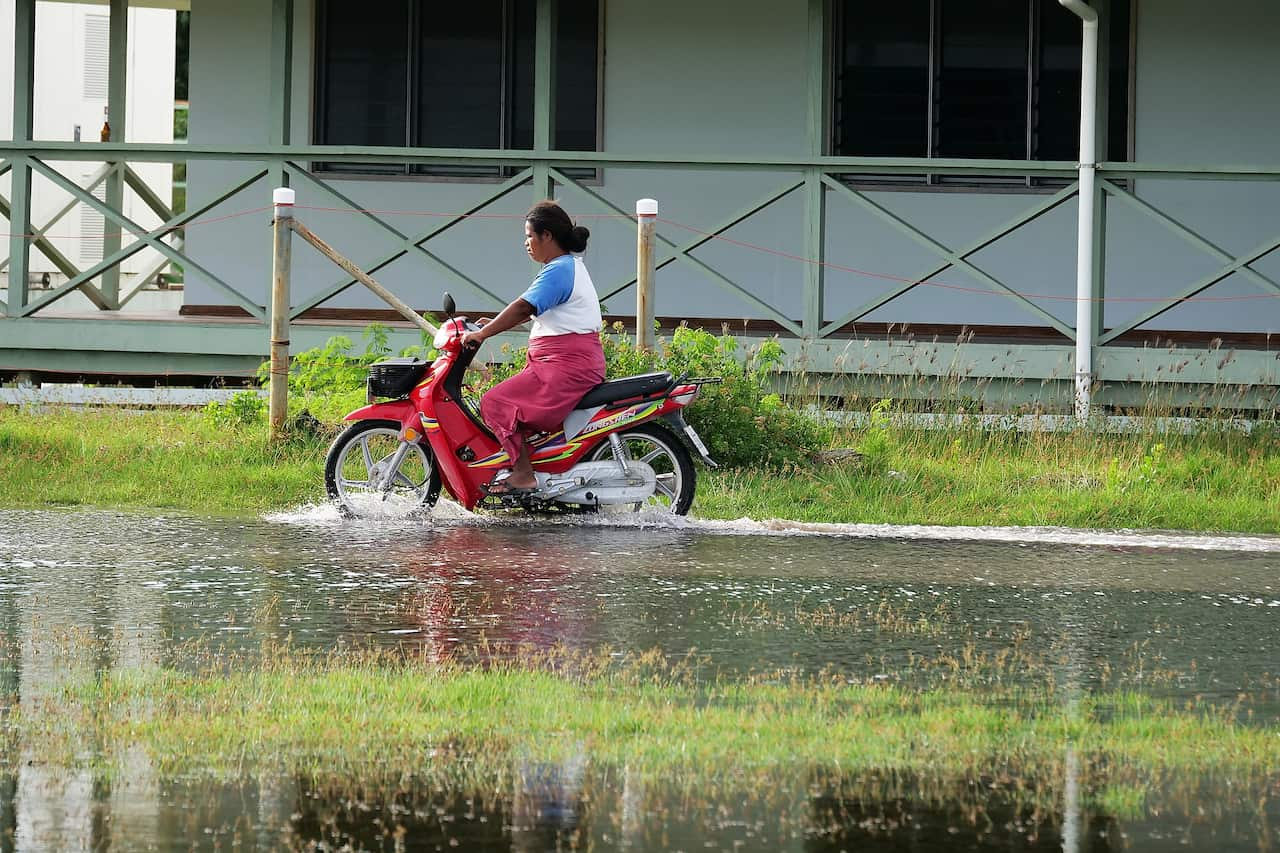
[{"left": 3, "top": 0, "right": 1278, "bottom": 412}]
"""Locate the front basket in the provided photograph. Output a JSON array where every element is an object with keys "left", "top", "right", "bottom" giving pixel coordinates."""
[{"left": 367, "top": 358, "right": 431, "bottom": 400}]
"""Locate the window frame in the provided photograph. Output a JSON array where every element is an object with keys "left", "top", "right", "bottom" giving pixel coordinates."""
[
  {"left": 829, "top": 0, "right": 1134, "bottom": 192},
  {"left": 310, "top": 0, "right": 605, "bottom": 183}
]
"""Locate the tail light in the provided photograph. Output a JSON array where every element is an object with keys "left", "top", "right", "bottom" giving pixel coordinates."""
[{"left": 670, "top": 384, "right": 699, "bottom": 406}]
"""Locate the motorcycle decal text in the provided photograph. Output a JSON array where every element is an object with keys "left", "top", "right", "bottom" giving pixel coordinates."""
[{"left": 576, "top": 402, "right": 660, "bottom": 441}]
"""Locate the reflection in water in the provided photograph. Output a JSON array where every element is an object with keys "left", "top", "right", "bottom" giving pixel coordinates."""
[
  {"left": 0, "top": 762, "right": 1273, "bottom": 852},
  {"left": 0, "top": 508, "right": 1278, "bottom": 850}
]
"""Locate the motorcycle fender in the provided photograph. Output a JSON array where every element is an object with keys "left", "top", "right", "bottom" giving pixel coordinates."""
[
  {"left": 343, "top": 400, "right": 418, "bottom": 426},
  {"left": 662, "top": 411, "right": 718, "bottom": 468}
]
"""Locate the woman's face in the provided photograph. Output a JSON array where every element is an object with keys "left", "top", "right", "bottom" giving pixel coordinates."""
[{"left": 524, "top": 221, "right": 558, "bottom": 264}]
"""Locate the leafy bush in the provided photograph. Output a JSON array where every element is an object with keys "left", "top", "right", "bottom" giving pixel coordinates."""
[
  {"left": 856, "top": 398, "right": 895, "bottom": 474},
  {"left": 255, "top": 323, "right": 434, "bottom": 424},
  {"left": 203, "top": 389, "right": 266, "bottom": 427}
]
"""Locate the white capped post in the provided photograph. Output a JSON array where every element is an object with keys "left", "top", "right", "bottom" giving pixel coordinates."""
[
  {"left": 1060, "top": 0, "right": 1099, "bottom": 421},
  {"left": 269, "top": 187, "right": 296, "bottom": 439},
  {"left": 636, "top": 198, "right": 658, "bottom": 351}
]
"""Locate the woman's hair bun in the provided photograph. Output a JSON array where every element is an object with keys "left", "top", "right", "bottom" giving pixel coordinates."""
[{"left": 569, "top": 224, "right": 591, "bottom": 253}]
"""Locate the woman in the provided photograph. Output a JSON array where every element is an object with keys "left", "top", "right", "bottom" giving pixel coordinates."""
[{"left": 460, "top": 201, "right": 606, "bottom": 496}]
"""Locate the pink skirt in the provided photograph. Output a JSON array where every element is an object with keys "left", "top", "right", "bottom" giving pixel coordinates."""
[{"left": 480, "top": 333, "right": 605, "bottom": 464}]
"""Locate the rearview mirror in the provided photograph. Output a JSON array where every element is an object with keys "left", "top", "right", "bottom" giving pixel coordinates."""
[{"left": 442, "top": 292, "right": 456, "bottom": 318}]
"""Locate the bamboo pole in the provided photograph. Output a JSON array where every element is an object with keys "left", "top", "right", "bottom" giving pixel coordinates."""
[
  {"left": 268, "top": 187, "right": 294, "bottom": 439},
  {"left": 286, "top": 218, "right": 437, "bottom": 337},
  {"left": 635, "top": 198, "right": 657, "bottom": 350}
]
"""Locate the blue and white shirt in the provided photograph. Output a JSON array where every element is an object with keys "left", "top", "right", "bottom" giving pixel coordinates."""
[{"left": 521, "top": 254, "right": 603, "bottom": 339}]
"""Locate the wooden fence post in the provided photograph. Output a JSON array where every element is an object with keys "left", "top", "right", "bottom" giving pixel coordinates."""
[
  {"left": 269, "top": 187, "right": 294, "bottom": 439},
  {"left": 635, "top": 198, "right": 657, "bottom": 350}
]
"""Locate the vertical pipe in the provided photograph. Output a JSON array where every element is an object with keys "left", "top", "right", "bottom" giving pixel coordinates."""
[
  {"left": 802, "top": 169, "right": 825, "bottom": 337},
  {"left": 803, "top": 0, "right": 826, "bottom": 340},
  {"left": 1060, "top": 0, "right": 1098, "bottom": 420},
  {"left": 269, "top": 188, "right": 295, "bottom": 439},
  {"left": 6, "top": 0, "right": 35, "bottom": 317},
  {"left": 635, "top": 199, "right": 657, "bottom": 351},
  {"left": 102, "top": 0, "right": 129, "bottom": 307}
]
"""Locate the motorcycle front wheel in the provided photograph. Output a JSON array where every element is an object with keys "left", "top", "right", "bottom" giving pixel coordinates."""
[
  {"left": 586, "top": 422, "right": 696, "bottom": 515},
  {"left": 324, "top": 419, "right": 441, "bottom": 518}
]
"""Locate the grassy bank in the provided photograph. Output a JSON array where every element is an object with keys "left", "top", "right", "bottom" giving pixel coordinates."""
[
  {"left": 9, "top": 646, "right": 1278, "bottom": 820},
  {"left": 0, "top": 407, "right": 1276, "bottom": 532}
]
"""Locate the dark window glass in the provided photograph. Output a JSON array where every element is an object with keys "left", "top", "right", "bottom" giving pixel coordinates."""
[
  {"left": 554, "top": 0, "right": 600, "bottom": 152},
  {"left": 1107, "top": 0, "right": 1131, "bottom": 161},
  {"left": 1035, "top": 0, "right": 1081, "bottom": 161},
  {"left": 936, "top": 0, "right": 1028, "bottom": 159},
  {"left": 415, "top": 2, "right": 504, "bottom": 150},
  {"left": 834, "top": 1, "right": 929, "bottom": 157},
  {"left": 315, "top": 0, "right": 600, "bottom": 177},
  {"left": 833, "top": 0, "right": 1131, "bottom": 179},
  {"left": 510, "top": 1, "right": 536, "bottom": 151},
  {"left": 316, "top": 0, "right": 408, "bottom": 175}
]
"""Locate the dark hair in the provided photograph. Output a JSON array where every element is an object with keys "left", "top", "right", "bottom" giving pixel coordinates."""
[{"left": 526, "top": 201, "right": 590, "bottom": 253}]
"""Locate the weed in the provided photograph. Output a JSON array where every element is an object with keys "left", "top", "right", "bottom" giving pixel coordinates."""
[{"left": 202, "top": 389, "right": 266, "bottom": 427}]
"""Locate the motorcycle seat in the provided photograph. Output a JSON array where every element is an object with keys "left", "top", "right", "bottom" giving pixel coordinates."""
[{"left": 577, "top": 371, "right": 673, "bottom": 409}]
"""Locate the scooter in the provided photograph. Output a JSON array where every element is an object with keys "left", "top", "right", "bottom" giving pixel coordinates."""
[{"left": 324, "top": 293, "right": 717, "bottom": 518}]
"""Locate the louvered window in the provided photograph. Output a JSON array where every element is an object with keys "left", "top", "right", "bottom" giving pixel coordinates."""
[
  {"left": 79, "top": 176, "right": 108, "bottom": 267},
  {"left": 83, "top": 15, "right": 109, "bottom": 100}
]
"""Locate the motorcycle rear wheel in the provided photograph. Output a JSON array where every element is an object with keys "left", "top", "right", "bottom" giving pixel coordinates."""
[
  {"left": 324, "top": 419, "right": 441, "bottom": 518},
  {"left": 586, "top": 422, "right": 696, "bottom": 515}
]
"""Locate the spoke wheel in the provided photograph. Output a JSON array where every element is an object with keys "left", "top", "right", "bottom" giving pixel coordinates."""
[
  {"left": 587, "top": 423, "right": 696, "bottom": 515},
  {"left": 324, "top": 419, "right": 441, "bottom": 518}
]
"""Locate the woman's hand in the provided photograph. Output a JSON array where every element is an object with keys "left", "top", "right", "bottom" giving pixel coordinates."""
[
  {"left": 460, "top": 328, "right": 486, "bottom": 350},
  {"left": 460, "top": 300, "right": 533, "bottom": 350}
]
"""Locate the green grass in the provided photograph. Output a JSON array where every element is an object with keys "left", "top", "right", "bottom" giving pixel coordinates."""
[
  {"left": 698, "top": 425, "right": 1280, "bottom": 532},
  {"left": 0, "top": 407, "right": 322, "bottom": 514},
  {"left": 1, "top": 407, "right": 1277, "bottom": 532},
  {"left": 10, "top": 646, "right": 1278, "bottom": 816}
]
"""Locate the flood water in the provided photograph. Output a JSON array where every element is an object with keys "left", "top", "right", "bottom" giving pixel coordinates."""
[{"left": 1, "top": 506, "right": 1279, "bottom": 851}]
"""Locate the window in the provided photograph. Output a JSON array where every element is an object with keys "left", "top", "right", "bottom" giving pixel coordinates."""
[
  {"left": 832, "top": 0, "right": 1130, "bottom": 183},
  {"left": 314, "top": 0, "right": 601, "bottom": 177}
]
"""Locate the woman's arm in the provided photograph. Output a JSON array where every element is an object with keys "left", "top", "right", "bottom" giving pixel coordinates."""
[{"left": 460, "top": 298, "right": 535, "bottom": 349}]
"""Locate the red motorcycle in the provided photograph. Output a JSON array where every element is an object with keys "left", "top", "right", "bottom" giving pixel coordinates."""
[{"left": 324, "top": 294, "right": 717, "bottom": 518}]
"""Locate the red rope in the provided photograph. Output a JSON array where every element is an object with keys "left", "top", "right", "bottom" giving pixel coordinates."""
[
  {"left": 4, "top": 199, "right": 1275, "bottom": 306},
  {"left": 655, "top": 217, "right": 1280, "bottom": 305}
]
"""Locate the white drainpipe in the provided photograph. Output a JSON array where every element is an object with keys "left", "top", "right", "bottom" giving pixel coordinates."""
[{"left": 1060, "top": 0, "right": 1098, "bottom": 420}]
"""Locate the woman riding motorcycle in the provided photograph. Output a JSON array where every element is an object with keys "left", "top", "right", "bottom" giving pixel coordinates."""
[{"left": 459, "top": 201, "right": 606, "bottom": 497}]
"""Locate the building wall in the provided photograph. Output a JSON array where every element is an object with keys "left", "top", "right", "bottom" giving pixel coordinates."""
[{"left": 184, "top": 0, "right": 1280, "bottom": 337}]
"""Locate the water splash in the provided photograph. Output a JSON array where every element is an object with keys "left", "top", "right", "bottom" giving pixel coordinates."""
[{"left": 265, "top": 503, "right": 1280, "bottom": 553}]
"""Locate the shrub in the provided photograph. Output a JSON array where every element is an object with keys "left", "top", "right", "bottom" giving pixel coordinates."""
[
  {"left": 856, "top": 398, "right": 894, "bottom": 474},
  {"left": 595, "top": 324, "right": 830, "bottom": 468},
  {"left": 256, "top": 323, "right": 434, "bottom": 424},
  {"left": 203, "top": 389, "right": 266, "bottom": 427}
]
